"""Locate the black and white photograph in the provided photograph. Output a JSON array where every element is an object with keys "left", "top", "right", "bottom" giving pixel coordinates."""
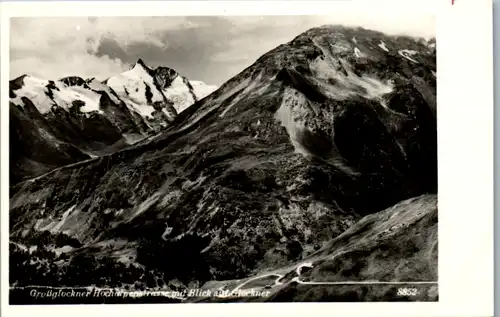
[{"left": 7, "top": 9, "right": 439, "bottom": 305}]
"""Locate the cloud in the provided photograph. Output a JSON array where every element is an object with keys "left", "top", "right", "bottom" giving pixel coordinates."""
[
  {"left": 206, "top": 14, "right": 434, "bottom": 82},
  {"left": 11, "top": 17, "right": 200, "bottom": 52},
  {"left": 11, "top": 54, "right": 128, "bottom": 82},
  {"left": 221, "top": 14, "right": 435, "bottom": 38},
  {"left": 10, "top": 17, "right": 202, "bottom": 80},
  {"left": 10, "top": 14, "right": 435, "bottom": 85}
]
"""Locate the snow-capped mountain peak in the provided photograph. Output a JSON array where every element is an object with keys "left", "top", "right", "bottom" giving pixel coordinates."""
[
  {"left": 151, "top": 61, "right": 218, "bottom": 112},
  {"left": 135, "top": 58, "right": 147, "bottom": 67},
  {"left": 10, "top": 74, "right": 103, "bottom": 114},
  {"left": 105, "top": 58, "right": 218, "bottom": 119},
  {"left": 9, "top": 59, "right": 219, "bottom": 182}
]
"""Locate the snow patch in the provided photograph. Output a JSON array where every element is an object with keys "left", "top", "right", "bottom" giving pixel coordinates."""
[
  {"left": 158, "top": 190, "right": 182, "bottom": 209},
  {"left": 15, "top": 243, "right": 28, "bottom": 251},
  {"left": 51, "top": 205, "right": 75, "bottom": 233},
  {"left": 52, "top": 245, "right": 74, "bottom": 256},
  {"left": 157, "top": 78, "right": 216, "bottom": 114},
  {"left": 182, "top": 174, "right": 207, "bottom": 190},
  {"left": 309, "top": 57, "right": 394, "bottom": 100},
  {"left": 56, "top": 85, "right": 102, "bottom": 113},
  {"left": 162, "top": 76, "right": 196, "bottom": 113},
  {"left": 328, "top": 42, "right": 352, "bottom": 55},
  {"left": 274, "top": 88, "right": 310, "bottom": 156},
  {"left": 128, "top": 97, "right": 156, "bottom": 119},
  {"left": 378, "top": 41, "right": 389, "bottom": 52},
  {"left": 161, "top": 225, "right": 174, "bottom": 240},
  {"left": 379, "top": 101, "right": 389, "bottom": 109},
  {"left": 398, "top": 49, "right": 419, "bottom": 63},
  {"left": 360, "top": 76, "right": 394, "bottom": 99},
  {"left": 190, "top": 80, "right": 218, "bottom": 100},
  {"left": 353, "top": 47, "right": 362, "bottom": 58},
  {"left": 127, "top": 192, "right": 162, "bottom": 222},
  {"left": 11, "top": 242, "right": 35, "bottom": 253},
  {"left": 86, "top": 79, "right": 122, "bottom": 104},
  {"left": 35, "top": 205, "right": 77, "bottom": 233}
]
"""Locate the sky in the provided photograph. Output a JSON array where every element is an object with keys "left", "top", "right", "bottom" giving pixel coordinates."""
[{"left": 10, "top": 15, "right": 435, "bottom": 86}]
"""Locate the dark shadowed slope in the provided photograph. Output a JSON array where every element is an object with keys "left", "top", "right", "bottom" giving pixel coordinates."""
[{"left": 9, "top": 25, "right": 437, "bottom": 303}]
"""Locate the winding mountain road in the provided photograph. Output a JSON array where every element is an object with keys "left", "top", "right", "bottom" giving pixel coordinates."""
[{"left": 227, "top": 260, "right": 437, "bottom": 295}]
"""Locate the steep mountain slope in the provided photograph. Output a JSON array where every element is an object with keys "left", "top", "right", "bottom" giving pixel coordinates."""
[
  {"left": 9, "top": 61, "right": 217, "bottom": 184},
  {"left": 9, "top": 25, "right": 437, "bottom": 303}
]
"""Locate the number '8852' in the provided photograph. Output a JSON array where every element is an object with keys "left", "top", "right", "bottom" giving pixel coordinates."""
[{"left": 397, "top": 288, "right": 418, "bottom": 296}]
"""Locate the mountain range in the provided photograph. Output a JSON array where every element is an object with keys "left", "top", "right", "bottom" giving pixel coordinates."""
[
  {"left": 9, "top": 61, "right": 217, "bottom": 184},
  {"left": 9, "top": 25, "right": 437, "bottom": 303}
]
